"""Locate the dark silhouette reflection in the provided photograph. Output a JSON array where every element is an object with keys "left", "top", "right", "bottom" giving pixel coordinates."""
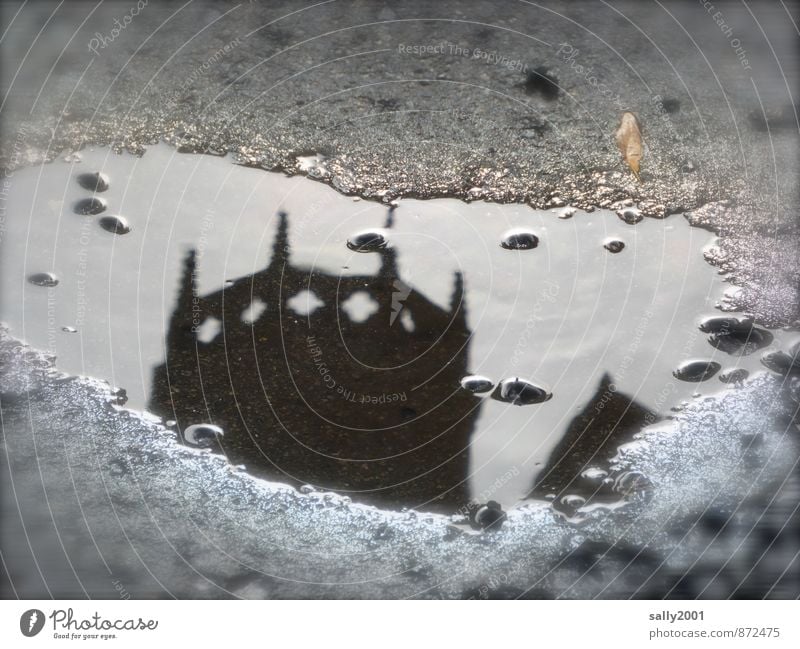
[
  {"left": 529, "top": 373, "right": 660, "bottom": 501},
  {"left": 150, "top": 211, "right": 480, "bottom": 511}
]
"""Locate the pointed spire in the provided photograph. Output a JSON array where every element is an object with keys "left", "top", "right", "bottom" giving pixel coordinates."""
[
  {"left": 383, "top": 204, "right": 396, "bottom": 229},
  {"left": 270, "top": 210, "right": 290, "bottom": 268},
  {"left": 167, "top": 248, "right": 199, "bottom": 343},
  {"left": 449, "top": 271, "right": 466, "bottom": 320}
]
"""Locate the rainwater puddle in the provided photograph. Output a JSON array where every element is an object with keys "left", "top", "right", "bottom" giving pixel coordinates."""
[{"left": 1, "top": 144, "right": 791, "bottom": 515}]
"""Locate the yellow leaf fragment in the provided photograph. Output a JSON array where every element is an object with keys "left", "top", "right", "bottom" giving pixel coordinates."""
[{"left": 615, "top": 111, "right": 643, "bottom": 181}]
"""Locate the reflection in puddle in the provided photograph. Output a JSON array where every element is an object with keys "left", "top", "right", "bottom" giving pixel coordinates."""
[
  {"left": 2, "top": 144, "right": 792, "bottom": 515},
  {"left": 150, "top": 212, "right": 477, "bottom": 511}
]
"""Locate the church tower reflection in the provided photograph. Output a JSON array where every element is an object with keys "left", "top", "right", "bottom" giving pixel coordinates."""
[{"left": 150, "top": 210, "right": 481, "bottom": 512}]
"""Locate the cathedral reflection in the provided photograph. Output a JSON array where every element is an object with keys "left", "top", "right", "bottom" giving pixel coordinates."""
[{"left": 150, "top": 210, "right": 480, "bottom": 511}]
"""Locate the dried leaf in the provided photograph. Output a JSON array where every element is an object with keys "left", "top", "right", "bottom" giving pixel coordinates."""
[{"left": 615, "top": 111, "right": 643, "bottom": 181}]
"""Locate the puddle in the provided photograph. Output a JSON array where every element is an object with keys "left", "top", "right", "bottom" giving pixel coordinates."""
[{"left": 1, "top": 144, "right": 791, "bottom": 515}]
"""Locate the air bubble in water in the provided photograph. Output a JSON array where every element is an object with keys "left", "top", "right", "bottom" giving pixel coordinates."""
[
  {"left": 74, "top": 197, "right": 107, "bottom": 215},
  {"left": 347, "top": 230, "right": 387, "bottom": 252},
  {"left": 473, "top": 501, "right": 507, "bottom": 531},
  {"left": 460, "top": 375, "right": 494, "bottom": 393},
  {"left": 61, "top": 326, "right": 77, "bottom": 333},
  {"left": 561, "top": 494, "right": 586, "bottom": 509},
  {"left": 760, "top": 350, "right": 800, "bottom": 376},
  {"left": 700, "top": 316, "right": 773, "bottom": 355},
  {"left": 182, "top": 423, "right": 224, "bottom": 448},
  {"left": 612, "top": 471, "right": 652, "bottom": 499},
  {"left": 673, "top": 360, "right": 721, "bottom": 382},
  {"left": 603, "top": 238, "right": 625, "bottom": 253},
  {"left": 28, "top": 272, "right": 59, "bottom": 287},
  {"left": 77, "top": 172, "right": 110, "bottom": 192},
  {"left": 500, "top": 229, "right": 539, "bottom": 250},
  {"left": 699, "top": 316, "right": 752, "bottom": 334},
  {"left": 581, "top": 467, "right": 608, "bottom": 482},
  {"left": 98, "top": 215, "right": 131, "bottom": 235},
  {"left": 617, "top": 207, "right": 643, "bottom": 224},
  {"left": 494, "top": 377, "right": 551, "bottom": 405}
]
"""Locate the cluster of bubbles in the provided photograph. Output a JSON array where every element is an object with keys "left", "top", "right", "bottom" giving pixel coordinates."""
[
  {"left": 181, "top": 423, "right": 225, "bottom": 448},
  {"left": 26, "top": 170, "right": 132, "bottom": 333},
  {"left": 73, "top": 172, "right": 130, "bottom": 234},
  {"left": 672, "top": 315, "right": 794, "bottom": 386},
  {"left": 346, "top": 212, "right": 628, "bottom": 262},
  {"left": 460, "top": 375, "right": 552, "bottom": 405}
]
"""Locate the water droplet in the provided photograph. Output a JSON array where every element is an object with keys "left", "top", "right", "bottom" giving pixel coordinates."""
[
  {"left": 74, "top": 197, "right": 107, "bottom": 215},
  {"left": 673, "top": 360, "right": 721, "bottom": 382},
  {"left": 699, "top": 315, "right": 751, "bottom": 334},
  {"left": 494, "top": 377, "right": 551, "bottom": 405},
  {"left": 347, "top": 230, "right": 387, "bottom": 252},
  {"left": 612, "top": 471, "right": 652, "bottom": 498},
  {"left": 500, "top": 229, "right": 539, "bottom": 250},
  {"left": 77, "top": 171, "right": 110, "bottom": 192},
  {"left": 760, "top": 350, "right": 800, "bottom": 376},
  {"left": 182, "top": 423, "right": 224, "bottom": 448},
  {"left": 581, "top": 467, "right": 608, "bottom": 482},
  {"left": 474, "top": 501, "right": 506, "bottom": 531},
  {"left": 28, "top": 272, "right": 59, "bottom": 287},
  {"left": 560, "top": 494, "right": 586, "bottom": 510},
  {"left": 98, "top": 215, "right": 131, "bottom": 235},
  {"left": 719, "top": 368, "right": 749, "bottom": 384},
  {"left": 700, "top": 316, "right": 772, "bottom": 355},
  {"left": 61, "top": 325, "right": 77, "bottom": 333},
  {"left": 165, "top": 420, "right": 177, "bottom": 427},
  {"left": 298, "top": 484, "right": 316, "bottom": 494},
  {"left": 460, "top": 375, "right": 494, "bottom": 393},
  {"left": 617, "top": 207, "right": 643, "bottom": 224},
  {"left": 603, "top": 238, "right": 625, "bottom": 253}
]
